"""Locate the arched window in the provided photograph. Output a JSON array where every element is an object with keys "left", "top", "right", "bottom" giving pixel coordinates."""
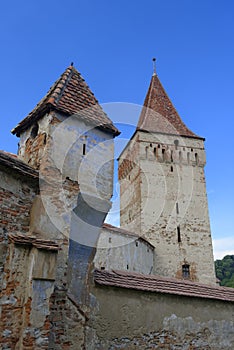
[
  {"left": 182, "top": 264, "right": 190, "bottom": 279},
  {"left": 174, "top": 139, "right": 179, "bottom": 150},
  {"left": 31, "top": 123, "right": 39, "bottom": 139},
  {"left": 195, "top": 153, "right": 199, "bottom": 165}
]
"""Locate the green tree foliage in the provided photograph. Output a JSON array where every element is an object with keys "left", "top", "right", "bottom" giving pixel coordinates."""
[{"left": 215, "top": 255, "right": 234, "bottom": 288}]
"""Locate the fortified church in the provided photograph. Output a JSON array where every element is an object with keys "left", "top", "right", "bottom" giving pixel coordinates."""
[{"left": 0, "top": 63, "right": 234, "bottom": 349}]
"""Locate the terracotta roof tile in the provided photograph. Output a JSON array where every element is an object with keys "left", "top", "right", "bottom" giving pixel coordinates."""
[
  {"left": 12, "top": 65, "right": 120, "bottom": 137},
  {"left": 0, "top": 150, "right": 38, "bottom": 180},
  {"left": 9, "top": 233, "right": 60, "bottom": 251},
  {"left": 94, "top": 269, "right": 234, "bottom": 302},
  {"left": 137, "top": 74, "right": 202, "bottom": 139}
]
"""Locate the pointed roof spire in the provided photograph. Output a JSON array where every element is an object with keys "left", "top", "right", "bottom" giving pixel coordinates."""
[
  {"left": 12, "top": 65, "right": 120, "bottom": 136},
  {"left": 137, "top": 68, "right": 201, "bottom": 138},
  {"left": 152, "top": 57, "right": 156, "bottom": 76}
]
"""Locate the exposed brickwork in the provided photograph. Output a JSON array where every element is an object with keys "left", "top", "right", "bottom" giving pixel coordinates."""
[
  {"left": 48, "top": 290, "right": 86, "bottom": 350},
  {"left": 0, "top": 183, "right": 37, "bottom": 233},
  {"left": 24, "top": 132, "right": 47, "bottom": 169}
]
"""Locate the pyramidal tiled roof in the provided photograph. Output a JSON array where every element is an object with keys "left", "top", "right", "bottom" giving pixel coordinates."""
[
  {"left": 12, "top": 65, "right": 120, "bottom": 136},
  {"left": 137, "top": 73, "right": 202, "bottom": 139}
]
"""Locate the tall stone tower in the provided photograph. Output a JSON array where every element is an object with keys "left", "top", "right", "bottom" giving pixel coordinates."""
[{"left": 118, "top": 67, "right": 216, "bottom": 285}]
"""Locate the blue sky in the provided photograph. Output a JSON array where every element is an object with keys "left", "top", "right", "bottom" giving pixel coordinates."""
[{"left": 0, "top": 0, "right": 233, "bottom": 259}]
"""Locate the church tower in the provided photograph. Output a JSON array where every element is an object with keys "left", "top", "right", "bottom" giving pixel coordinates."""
[{"left": 118, "top": 64, "right": 216, "bottom": 285}]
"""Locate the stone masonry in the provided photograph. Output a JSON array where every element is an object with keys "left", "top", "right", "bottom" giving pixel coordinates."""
[{"left": 0, "top": 64, "right": 234, "bottom": 349}]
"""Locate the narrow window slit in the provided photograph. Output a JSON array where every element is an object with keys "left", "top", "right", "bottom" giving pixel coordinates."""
[
  {"left": 177, "top": 226, "right": 181, "bottom": 243},
  {"left": 179, "top": 151, "right": 182, "bottom": 163},
  {"left": 187, "top": 152, "right": 190, "bottom": 164},
  {"left": 83, "top": 143, "right": 86, "bottom": 155}
]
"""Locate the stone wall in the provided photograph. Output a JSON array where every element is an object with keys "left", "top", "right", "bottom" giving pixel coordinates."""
[
  {"left": 90, "top": 284, "right": 234, "bottom": 350},
  {"left": 119, "top": 131, "right": 216, "bottom": 285}
]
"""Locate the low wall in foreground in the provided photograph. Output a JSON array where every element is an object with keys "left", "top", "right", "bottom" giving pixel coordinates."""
[{"left": 88, "top": 270, "right": 234, "bottom": 349}]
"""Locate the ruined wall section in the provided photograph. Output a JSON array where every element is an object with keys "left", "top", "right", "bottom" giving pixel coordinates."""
[
  {"left": 90, "top": 285, "right": 234, "bottom": 349},
  {"left": 0, "top": 166, "right": 38, "bottom": 234},
  {"left": 0, "top": 165, "right": 38, "bottom": 289},
  {"left": 17, "top": 113, "right": 54, "bottom": 170},
  {"left": 0, "top": 166, "right": 41, "bottom": 349}
]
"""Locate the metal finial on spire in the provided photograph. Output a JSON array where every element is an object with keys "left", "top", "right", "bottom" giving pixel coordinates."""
[
  {"left": 70, "top": 62, "right": 74, "bottom": 66},
  {"left": 152, "top": 58, "right": 156, "bottom": 75}
]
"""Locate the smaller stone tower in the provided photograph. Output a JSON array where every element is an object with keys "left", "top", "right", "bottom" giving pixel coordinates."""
[
  {"left": 118, "top": 66, "right": 216, "bottom": 285},
  {"left": 12, "top": 64, "right": 119, "bottom": 240}
]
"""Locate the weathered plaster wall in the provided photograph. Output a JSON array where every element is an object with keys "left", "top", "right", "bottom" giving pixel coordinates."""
[
  {"left": 90, "top": 285, "right": 234, "bottom": 349},
  {"left": 94, "top": 226, "right": 154, "bottom": 274},
  {"left": 119, "top": 131, "right": 216, "bottom": 285}
]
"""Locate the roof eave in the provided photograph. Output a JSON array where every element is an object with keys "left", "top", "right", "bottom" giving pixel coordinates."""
[
  {"left": 11, "top": 102, "right": 54, "bottom": 136},
  {"left": 136, "top": 127, "right": 205, "bottom": 141},
  {"left": 12, "top": 103, "right": 120, "bottom": 138}
]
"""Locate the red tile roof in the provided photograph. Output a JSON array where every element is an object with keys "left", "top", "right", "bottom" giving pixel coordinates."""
[
  {"left": 137, "top": 73, "right": 203, "bottom": 139},
  {"left": 9, "top": 233, "right": 59, "bottom": 251},
  {"left": 94, "top": 269, "right": 234, "bottom": 302},
  {"left": 12, "top": 65, "right": 120, "bottom": 137},
  {"left": 102, "top": 223, "right": 154, "bottom": 249},
  {"left": 0, "top": 150, "right": 38, "bottom": 180}
]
